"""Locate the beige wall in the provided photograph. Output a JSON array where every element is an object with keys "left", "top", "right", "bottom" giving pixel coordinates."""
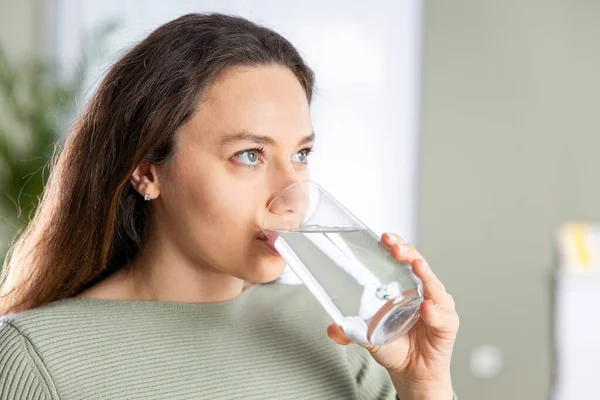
[
  {"left": 0, "top": 0, "right": 37, "bottom": 58},
  {"left": 0, "top": 0, "right": 54, "bottom": 60},
  {"left": 419, "top": 1, "right": 600, "bottom": 399}
]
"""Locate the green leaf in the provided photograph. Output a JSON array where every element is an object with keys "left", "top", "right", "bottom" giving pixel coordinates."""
[{"left": 0, "top": 19, "right": 120, "bottom": 260}]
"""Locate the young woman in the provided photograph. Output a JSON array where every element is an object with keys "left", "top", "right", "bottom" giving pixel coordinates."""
[{"left": 0, "top": 13, "right": 458, "bottom": 399}]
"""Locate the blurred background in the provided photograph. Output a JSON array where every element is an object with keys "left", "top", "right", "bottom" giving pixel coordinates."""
[{"left": 1, "top": 1, "right": 600, "bottom": 399}]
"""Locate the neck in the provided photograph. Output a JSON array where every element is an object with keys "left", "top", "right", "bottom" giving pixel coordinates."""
[
  {"left": 81, "top": 227, "right": 251, "bottom": 304},
  {"left": 126, "top": 251, "right": 248, "bottom": 303}
]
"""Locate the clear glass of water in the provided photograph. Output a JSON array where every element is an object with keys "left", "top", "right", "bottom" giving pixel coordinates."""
[{"left": 262, "top": 180, "right": 423, "bottom": 345}]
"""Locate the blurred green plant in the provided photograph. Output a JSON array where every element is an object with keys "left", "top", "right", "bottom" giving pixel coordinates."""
[{"left": 0, "top": 22, "right": 118, "bottom": 256}]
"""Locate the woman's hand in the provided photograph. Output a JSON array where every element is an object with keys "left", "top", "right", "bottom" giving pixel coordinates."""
[{"left": 327, "top": 233, "right": 459, "bottom": 399}]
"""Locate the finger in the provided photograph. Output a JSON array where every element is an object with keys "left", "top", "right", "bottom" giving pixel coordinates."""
[
  {"left": 412, "top": 258, "right": 447, "bottom": 305},
  {"left": 389, "top": 242, "right": 422, "bottom": 265},
  {"left": 382, "top": 232, "right": 405, "bottom": 248},
  {"left": 420, "top": 299, "right": 460, "bottom": 337},
  {"left": 327, "top": 324, "right": 353, "bottom": 346}
]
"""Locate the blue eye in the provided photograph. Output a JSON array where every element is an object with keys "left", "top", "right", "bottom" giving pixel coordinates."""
[
  {"left": 292, "top": 148, "right": 312, "bottom": 163},
  {"left": 234, "top": 147, "right": 264, "bottom": 166}
]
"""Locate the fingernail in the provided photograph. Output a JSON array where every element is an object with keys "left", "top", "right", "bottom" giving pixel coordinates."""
[
  {"left": 385, "top": 233, "right": 396, "bottom": 243},
  {"left": 399, "top": 245, "right": 409, "bottom": 253}
]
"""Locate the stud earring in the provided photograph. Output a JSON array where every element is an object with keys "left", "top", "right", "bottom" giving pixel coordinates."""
[{"left": 144, "top": 194, "right": 150, "bottom": 201}]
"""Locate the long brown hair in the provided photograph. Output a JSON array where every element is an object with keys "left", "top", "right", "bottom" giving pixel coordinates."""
[{"left": 0, "top": 13, "right": 314, "bottom": 314}]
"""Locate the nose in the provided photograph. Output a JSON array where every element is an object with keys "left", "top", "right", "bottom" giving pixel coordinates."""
[{"left": 263, "top": 166, "right": 310, "bottom": 231}]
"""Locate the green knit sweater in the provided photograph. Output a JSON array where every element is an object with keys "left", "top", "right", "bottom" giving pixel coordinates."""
[{"left": 0, "top": 282, "right": 397, "bottom": 399}]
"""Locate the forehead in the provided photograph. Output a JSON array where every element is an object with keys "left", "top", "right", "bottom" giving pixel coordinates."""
[{"left": 183, "top": 65, "right": 312, "bottom": 144}]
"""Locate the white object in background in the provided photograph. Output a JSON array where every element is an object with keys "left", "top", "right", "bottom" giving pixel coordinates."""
[
  {"left": 470, "top": 345, "right": 503, "bottom": 378},
  {"left": 553, "top": 275, "right": 600, "bottom": 400},
  {"left": 554, "top": 222, "right": 600, "bottom": 400}
]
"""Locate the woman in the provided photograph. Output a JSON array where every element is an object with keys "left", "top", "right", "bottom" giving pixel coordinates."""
[{"left": 0, "top": 13, "right": 458, "bottom": 399}]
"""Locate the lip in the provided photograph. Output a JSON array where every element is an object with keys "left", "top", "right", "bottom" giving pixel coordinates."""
[
  {"left": 257, "top": 230, "right": 279, "bottom": 243},
  {"left": 258, "top": 237, "right": 280, "bottom": 256},
  {"left": 257, "top": 231, "right": 281, "bottom": 256}
]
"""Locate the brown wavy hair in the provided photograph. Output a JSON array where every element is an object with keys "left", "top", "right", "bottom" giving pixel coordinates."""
[{"left": 0, "top": 13, "right": 314, "bottom": 314}]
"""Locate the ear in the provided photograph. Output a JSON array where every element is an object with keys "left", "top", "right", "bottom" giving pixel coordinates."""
[{"left": 130, "top": 162, "right": 161, "bottom": 201}]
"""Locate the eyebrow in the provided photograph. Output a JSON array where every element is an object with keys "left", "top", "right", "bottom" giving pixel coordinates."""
[{"left": 220, "top": 132, "right": 315, "bottom": 147}]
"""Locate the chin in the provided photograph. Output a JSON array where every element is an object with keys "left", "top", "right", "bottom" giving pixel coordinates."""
[{"left": 246, "top": 256, "right": 287, "bottom": 283}]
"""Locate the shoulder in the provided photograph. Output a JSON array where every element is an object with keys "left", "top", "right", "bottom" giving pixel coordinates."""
[
  {"left": 0, "top": 299, "right": 87, "bottom": 364},
  {"left": 0, "top": 319, "right": 57, "bottom": 399},
  {"left": 1, "top": 298, "right": 94, "bottom": 337},
  {"left": 0, "top": 297, "right": 125, "bottom": 370}
]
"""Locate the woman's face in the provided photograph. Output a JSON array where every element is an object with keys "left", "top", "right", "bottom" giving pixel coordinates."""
[{"left": 155, "top": 65, "right": 313, "bottom": 283}]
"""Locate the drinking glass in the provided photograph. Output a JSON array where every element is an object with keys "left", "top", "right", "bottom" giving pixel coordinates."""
[{"left": 262, "top": 181, "right": 423, "bottom": 345}]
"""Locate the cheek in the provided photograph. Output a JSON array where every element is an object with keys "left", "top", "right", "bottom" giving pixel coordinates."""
[
  {"left": 161, "top": 155, "right": 285, "bottom": 278},
  {"left": 165, "top": 161, "right": 264, "bottom": 247},
  {"left": 184, "top": 180, "right": 256, "bottom": 236},
  {"left": 200, "top": 176, "right": 262, "bottom": 224}
]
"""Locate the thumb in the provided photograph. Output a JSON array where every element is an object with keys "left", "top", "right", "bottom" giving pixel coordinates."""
[{"left": 326, "top": 324, "right": 353, "bottom": 346}]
